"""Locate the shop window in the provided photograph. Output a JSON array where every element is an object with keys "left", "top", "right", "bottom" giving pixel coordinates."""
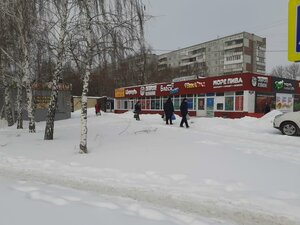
[
  {"left": 235, "top": 91, "right": 243, "bottom": 96},
  {"left": 225, "top": 97, "right": 234, "bottom": 111},
  {"left": 140, "top": 99, "right": 146, "bottom": 109},
  {"left": 255, "top": 93, "right": 275, "bottom": 113},
  {"left": 151, "top": 99, "right": 160, "bottom": 110},
  {"left": 187, "top": 98, "right": 193, "bottom": 109},
  {"left": 224, "top": 92, "right": 234, "bottom": 96},
  {"left": 294, "top": 95, "right": 300, "bottom": 111},
  {"left": 198, "top": 98, "right": 205, "bottom": 110},
  {"left": 217, "top": 103, "right": 224, "bottom": 110},
  {"left": 206, "top": 93, "right": 215, "bottom": 96},
  {"left": 235, "top": 96, "right": 243, "bottom": 111},
  {"left": 145, "top": 98, "right": 151, "bottom": 109},
  {"left": 174, "top": 97, "right": 180, "bottom": 110},
  {"left": 216, "top": 93, "right": 224, "bottom": 96},
  {"left": 117, "top": 100, "right": 121, "bottom": 109}
]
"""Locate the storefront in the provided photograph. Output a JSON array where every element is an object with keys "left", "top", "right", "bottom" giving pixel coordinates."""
[{"left": 114, "top": 73, "right": 300, "bottom": 118}]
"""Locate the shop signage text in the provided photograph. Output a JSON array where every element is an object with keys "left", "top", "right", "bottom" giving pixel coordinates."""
[
  {"left": 125, "top": 89, "right": 137, "bottom": 96},
  {"left": 184, "top": 81, "right": 205, "bottom": 89},
  {"left": 160, "top": 83, "right": 174, "bottom": 92},
  {"left": 213, "top": 77, "right": 243, "bottom": 88},
  {"left": 251, "top": 76, "right": 268, "bottom": 88},
  {"left": 115, "top": 88, "right": 125, "bottom": 98},
  {"left": 140, "top": 85, "right": 157, "bottom": 96},
  {"left": 274, "top": 80, "right": 295, "bottom": 92}
]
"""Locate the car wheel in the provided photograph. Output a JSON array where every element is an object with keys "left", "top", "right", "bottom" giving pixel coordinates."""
[{"left": 280, "top": 122, "right": 298, "bottom": 136}]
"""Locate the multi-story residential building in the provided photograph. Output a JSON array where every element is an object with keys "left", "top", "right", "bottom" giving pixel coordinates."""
[{"left": 157, "top": 32, "right": 266, "bottom": 77}]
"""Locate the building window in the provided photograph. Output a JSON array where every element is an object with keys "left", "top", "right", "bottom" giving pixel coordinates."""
[
  {"left": 225, "top": 96, "right": 234, "bottom": 111},
  {"left": 235, "top": 96, "right": 243, "bottom": 111},
  {"left": 226, "top": 55, "right": 241, "bottom": 62},
  {"left": 198, "top": 98, "right": 205, "bottom": 110},
  {"left": 235, "top": 91, "right": 243, "bottom": 96},
  {"left": 217, "top": 103, "right": 224, "bottom": 110},
  {"left": 174, "top": 96, "right": 180, "bottom": 110}
]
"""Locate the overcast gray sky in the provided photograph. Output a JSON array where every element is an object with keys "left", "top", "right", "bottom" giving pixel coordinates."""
[{"left": 144, "top": 0, "right": 290, "bottom": 73}]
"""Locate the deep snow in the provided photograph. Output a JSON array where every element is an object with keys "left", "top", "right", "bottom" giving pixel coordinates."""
[{"left": 0, "top": 109, "right": 300, "bottom": 225}]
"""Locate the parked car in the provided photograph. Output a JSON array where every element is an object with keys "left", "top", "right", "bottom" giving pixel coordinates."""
[{"left": 273, "top": 111, "right": 300, "bottom": 136}]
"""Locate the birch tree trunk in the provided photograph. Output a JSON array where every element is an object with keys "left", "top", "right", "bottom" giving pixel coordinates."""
[
  {"left": 4, "top": 84, "right": 14, "bottom": 127},
  {"left": 23, "top": 44, "right": 35, "bottom": 133},
  {"left": 0, "top": 54, "right": 14, "bottom": 126},
  {"left": 44, "top": 0, "right": 69, "bottom": 140},
  {"left": 16, "top": 82, "right": 23, "bottom": 129},
  {"left": 79, "top": 3, "right": 93, "bottom": 153},
  {"left": 79, "top": 69, "right": 90, "bottom": 153},
  {"left": 15, "top": 0, "right": 36, "bottom": 133}
]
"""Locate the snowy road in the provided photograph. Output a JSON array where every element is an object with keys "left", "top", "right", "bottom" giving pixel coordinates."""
[{"left": 1, "top": 110, "right": 300, "bottom": 225}]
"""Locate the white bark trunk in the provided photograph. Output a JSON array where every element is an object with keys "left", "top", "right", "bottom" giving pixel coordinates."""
[
  {"left": 79, "top": 2, "right": 93, "bottom": 153},
  {"left": 0, "top": 53, "right": 14, "bottom": 126},
  {"left": 23, "top": 45, "right": 35, "bottom": 133},
  {"left": 79, "top": 76, "right": 89, "bottom": 153},
  {"left": 16, "top": 83, "right": 23, "bottom": 129},
  {"left": 44, "top": 0, "right": 68, "bottom": 140}
]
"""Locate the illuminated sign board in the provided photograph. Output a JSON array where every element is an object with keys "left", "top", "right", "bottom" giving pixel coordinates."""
[
  {"left": 213, "top": 77, "right": 243, "bottom": 88},
  {"left": 272, "top": 78, "right": 295, "bottom": 93},
  {"left": 288, "top": 0, "right": 300, "bottom": 61}
]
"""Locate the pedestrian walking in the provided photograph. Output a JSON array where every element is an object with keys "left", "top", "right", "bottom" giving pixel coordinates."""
[
  {"left": 95, "top": 102, "right": 101, "bottom": 116},
  {"left": 134, "top": 101, "right": 141, "bottom": 121},
  {"left": 180, "top": 98, "right": 189, "bottom": 128}
]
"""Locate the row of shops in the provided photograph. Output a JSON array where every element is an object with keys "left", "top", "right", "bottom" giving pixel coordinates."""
[{"left": 114, "top": 73, "right": 300, "bottom": 118}]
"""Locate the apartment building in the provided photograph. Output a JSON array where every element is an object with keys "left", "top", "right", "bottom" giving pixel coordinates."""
[{"left": 157, "top": 32, "right": 266, "bottom": 77}]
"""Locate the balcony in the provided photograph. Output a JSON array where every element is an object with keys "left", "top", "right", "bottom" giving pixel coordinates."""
[{"left": 224, "top": 43, "right": 243, "bottom": 50}]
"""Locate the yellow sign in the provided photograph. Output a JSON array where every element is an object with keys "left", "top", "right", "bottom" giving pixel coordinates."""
[
  {"left": 288, "top": 0, "right": 300, "bottom": 61},
  {"left": 115, "top": 88, "right": 125, "bottom": 98}
]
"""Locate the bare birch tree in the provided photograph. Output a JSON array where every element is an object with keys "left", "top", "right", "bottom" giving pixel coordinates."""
[
  {"left": 0, "top": 0, "right": 39, "bottom": 132},
  {"left": 271, "top": 64, "right": 300, "bottom": 80},
  {"left": 69, "top": 0, "right": 145, "bottom": 153},
  {"left": 43, "top": 0, "right": 74, "bottom": 140}
]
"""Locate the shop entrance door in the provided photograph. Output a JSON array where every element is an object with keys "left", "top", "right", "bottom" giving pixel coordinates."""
[
  {"left": 196, "top": 98, "right": 206, "bottom": 116},
  {"left": 206, "top": 98, "right": 214, "bottom": 117}
]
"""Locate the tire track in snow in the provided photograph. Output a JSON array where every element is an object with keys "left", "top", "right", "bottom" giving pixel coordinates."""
[{"left": 0, "top": 166, "right": 298, "bottom": 225}]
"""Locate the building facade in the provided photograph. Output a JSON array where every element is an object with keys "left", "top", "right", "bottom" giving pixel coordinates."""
[
  {"left": 158, "top": 32, "right": 266, "bottom": 77},
  {"left": 0, "top": 83, "right": 72, "bottom": 122},
  {"left": 114, "top": 73, "right": 300, "bottom": 119}
]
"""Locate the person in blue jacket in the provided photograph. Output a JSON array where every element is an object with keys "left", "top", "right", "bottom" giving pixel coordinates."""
[{"left": 180, "top": 98, "right": 189, "bottom": 128}]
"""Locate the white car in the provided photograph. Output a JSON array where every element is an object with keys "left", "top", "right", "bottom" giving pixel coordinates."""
[{"left": 273, "top": 111, "right": 300, "bottom": 136}]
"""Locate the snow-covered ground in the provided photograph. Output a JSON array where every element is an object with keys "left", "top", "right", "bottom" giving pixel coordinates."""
[{"left": 0, "top": 109, "right": 300, "bottom": 225}]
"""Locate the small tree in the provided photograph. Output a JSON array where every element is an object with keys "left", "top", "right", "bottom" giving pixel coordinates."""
[{"left": 70, "top": 0, "right": 146, "bottom": 153}]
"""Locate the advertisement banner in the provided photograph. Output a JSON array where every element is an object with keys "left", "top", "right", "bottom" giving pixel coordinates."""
[
  {"left": 276, "top": 93, "right": 294, "bottom": 112},
  {"left": 115, "top": 88, "right": 125, "bottom": 98},
  {"left": 34, "top": 96, "right": 51, "bottom": 109},
  {"left": 272, "top": 78, "right": 296, "bottom": 93}
]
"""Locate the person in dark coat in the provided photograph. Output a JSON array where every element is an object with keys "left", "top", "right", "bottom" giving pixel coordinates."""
[
  {"left": 180, "top": 98, "right": 189, "bottom": 128},
  {"left": 163, "top": 97, "right": 174, "bottom": 125},
  {"left": 264, "top": 102, "right": 271, "bottom": 114},
  {"left": 134, "top": 101, "right": 141, "bottom": 120}
]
